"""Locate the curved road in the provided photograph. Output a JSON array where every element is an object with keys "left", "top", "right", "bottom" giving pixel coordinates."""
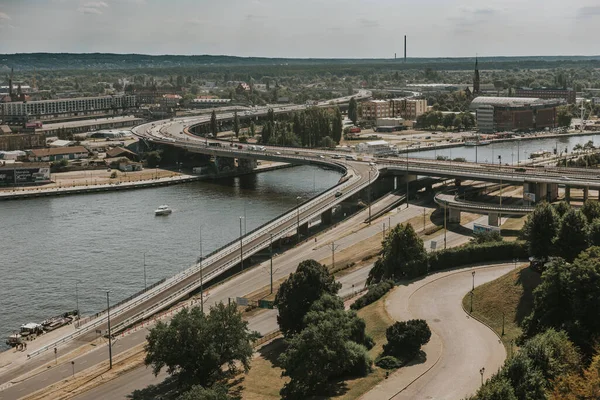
[{"left": 363, "top": 263, "right": 512, "bottom": 400}]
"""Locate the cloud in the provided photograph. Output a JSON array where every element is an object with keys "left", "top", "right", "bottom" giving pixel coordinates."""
[
  {"left": 77, "top": 1, "right": 108, "bottom": 14},
  {"left": 0, "top": 12, "right": 11, "bottom": 21},
  {"left": 359, "top": 18, "right": 379, "bottom": 28},
  {"left": 577, "top": 6, "right": 600, "bottom": 19}
]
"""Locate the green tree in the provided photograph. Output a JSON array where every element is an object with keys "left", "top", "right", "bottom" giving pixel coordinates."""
[
  {"left": 274, "top": 260, "right": 341, "bottom": 337},
  {"left": 210, "top": 110, "right": 218, "bottom": 137},
  {"left": 279, "top": 305, "right": 371, "bottom": 399},
  {"left": 332, "top": 108, "right": 343, "bottom": 143},
  {"left": 581, "top": 200, "right": 600, "bottom": 223},
  {"left": 260, "top": 121, "right": 273, "bottom": 144},
  {"left": 368, "top": 223, "right": 427, "bottom": 282},
  {"left": 588, "top": 218, "right": 600, "bottom": 246},
  {"left": 471, "top": 230, "right": 503, "bottom": 244},
  {"left": 249, "top": 121, "right": 256, "bottom": 137},
  {"left": 382, "top": 320, "right": 431, "bottom": 361},
  {"left": 319, "top": 136, "right": 336, "bottom": 149},
  {"left": 348, "top": 97, "right": 358, "bottom": 125},
  {"left": 473, "top": 376, "right": 518, "bottom": 400},
  {"left": 557, "top": 106, "right": 572, "bottom": 128},
  {"left": 267, "top": 108, "right": 275, "bottom": 123},
  {"left": 178, "top": 384, "right": 231, "bottom": 400},
  {"left": 554, "top": 201, "right": 571, "bottom": 218},
  {"left": 144, "top": 303, "right": 257, "bottom": 387},
  {"left": 442, "top": 113, "right": 456, "bottom": 128},
  {"left": 555, "top": 209, "right": 588, "bottom": 261},
  {"left": 145, "top": 151, "right": 161, "bottom": 168},
  {"left": 523, "top": 248, "right": 600, "bottom": 356},
  {"left": 521, "top": 202, "right": 559, "bottom": 259},
  {"left": 233, "top": 111, "right": 240, "bottom": 138}
]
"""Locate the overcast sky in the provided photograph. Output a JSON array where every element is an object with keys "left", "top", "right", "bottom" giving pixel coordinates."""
[{"left": 0, "top": 0, "right": 599, "bottom": 58}]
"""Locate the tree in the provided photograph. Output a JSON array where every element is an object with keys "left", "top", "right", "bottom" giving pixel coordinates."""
[
  {"left": 267, "top": 108, "right": 275, "bottom": 123},
  {"left": 233, "top": 111, "right": 240, "bottom": 138},
  {"left": 279, "top": 298, "right": 372, "bottom": 399},
  {"left": 581, "top": 200, "right": 600, "bottom": 223},
  {"left": 144, "top": 303, "right": 257, "bottom": 387},
  {"left": 178, "top": 385, "right": 231, "bottom": 400},
  {"left": 332, "top": 108, "right": 343, "bottom": 143},
  {"left": 551, "top": 351, "right": 600, "bottom": 400},
  {"left": 473, "top": 376, "right": 518, "bottom": 400},
  {"left": 588, "top": 218, "right": 600, "bottom": 246},
  {"left": 210, "top": 110, "right": 218, "bottom": 137},
  {"left": 521, "top": 202, "right": 559, "bottom": 259},
  {"left": 442, "top": 113, "right": 456, "bottom": 128},
  {"left": 319, "top": 136, "right": 336, "bottom": 149},
  {"left": 523, "top": 247, "right": 600, "bottom": 356},
  {"left": 274, "top": 260, "right": 341, "bottom": 337},
  {"left": 557, "top": 106, "right": 572, "bottom": 128},
  {"left": 471, "top": 230, "right": 503, "bottom": 244},
  {"left": 554, "top": 201, "right": 571, "bottom": 218},
  {"left": 249, "top": 121, "right": 256, "bottom": 137},
  {"left": 348, "top": 97, "right": 358, "bottom": 125},
  {"left": 145, "top": 151, "right": 161, "bottom": 168},
  {"left": 555, "top": 209, "right": 588, "bottom": 261},
  {"left": 382, "top": 320, "right": 431, "bottom": 361},
  {"left": 260, "top": 121, "right": 273, "bottom": 144},
  {"left": 368, "top": 223, "right": 427, "bottom": 283}
]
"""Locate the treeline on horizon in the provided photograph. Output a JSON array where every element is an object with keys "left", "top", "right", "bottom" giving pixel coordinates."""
[{"left": 1, "top": 53, "right": 600, "bottom": 72}]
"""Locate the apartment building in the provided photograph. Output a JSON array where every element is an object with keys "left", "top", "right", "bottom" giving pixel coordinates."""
[
  {"left": 361, "top": 100, "right": 393, "bottom": 120},
  {"left": 1, "top": 95, "right": 137, "bottom": 124},
  {"left": 515, "top": 87, "right": 576, "bottom": 104},
  {"left": 361, "top": 99, "right": 428, "bottom": 121}
]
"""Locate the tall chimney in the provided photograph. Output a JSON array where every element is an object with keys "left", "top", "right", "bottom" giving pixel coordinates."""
[{"left": 404, "top": 36, "right": 407, "bottom": 62}]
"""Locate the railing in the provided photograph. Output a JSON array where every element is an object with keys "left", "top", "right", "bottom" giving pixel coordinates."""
[{"left": 28, "top": 161, "right": 374, "bottom": 359}]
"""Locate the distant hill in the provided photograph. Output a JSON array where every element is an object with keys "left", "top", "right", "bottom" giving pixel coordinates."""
[{"left": 0, "top": 53, "right": 599, "bottom": 71}]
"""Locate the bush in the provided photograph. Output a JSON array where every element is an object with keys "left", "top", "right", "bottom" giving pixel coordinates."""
[
  {"left": 428, "top": 241, "right": 527, "bottom": 273},
  {"left": 383, "top": 319, "right": 431, "bottom": 361},
  {"left": 351, "top": 280, "right": 394, "bottom": 310},
  {"left": 110, "top": 171, "right": 117, "bottom": 179},
  {"left": 375, "top": 355, "right": 403, "bottom": 370}
]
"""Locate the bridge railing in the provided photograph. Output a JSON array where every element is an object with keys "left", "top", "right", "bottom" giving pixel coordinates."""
[{"left": 27, "top": 163, "right": 370, "bottom": 359}]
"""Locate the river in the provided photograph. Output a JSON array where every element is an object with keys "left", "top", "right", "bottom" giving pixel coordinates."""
[
  {"left": 412, "top": 132, "right": 600, "bottom": 164},
  {"left": 0, "top": 165, "right": 341, "bottom": 348}
]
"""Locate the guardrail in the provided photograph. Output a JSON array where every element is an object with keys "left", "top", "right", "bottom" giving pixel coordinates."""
[{"left": 28, "top": 160, "right": 374, "bottom": 359}]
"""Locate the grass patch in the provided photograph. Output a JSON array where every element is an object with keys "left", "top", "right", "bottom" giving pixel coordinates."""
[
  {"left": 462, "top": 265, "right": 541, "bottom": 353},
  {"left": 235, "top": 292, "right": 394, "bottom": 400}
]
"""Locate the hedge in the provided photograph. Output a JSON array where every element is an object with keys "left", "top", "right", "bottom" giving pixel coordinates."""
[
  {"left": 427, "top": 241, "right": 528, "bottom": 273},
  {"left": 350, "top": 280, "right": 394, "bottom": 310}
]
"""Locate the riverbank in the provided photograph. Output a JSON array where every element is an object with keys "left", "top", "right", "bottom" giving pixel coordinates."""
[{"left": 0, "top": 162, "right": 293, "bottom": 201}]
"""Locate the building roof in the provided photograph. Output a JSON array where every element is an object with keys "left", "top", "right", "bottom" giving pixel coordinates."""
[
  {"left": 0, "top": 125, "right": 12, "bottom": 134},
  {"left": 105, "top": 146, "right": 137, "bottom": 158},
  {"left": 48, "top": 139, "right": 74, "bottom": 147},
  {"left": 471, "top": 96, "right": 542, "bottom": 107},
  {"left": 365, "top": 140, "right": 389, "bottom": 146},
  {"left": 29, "top": 146, "right": 88, "bottom": 157}
]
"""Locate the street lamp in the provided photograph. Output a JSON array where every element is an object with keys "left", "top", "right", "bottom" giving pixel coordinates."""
[
  {"left": 296, "top": 196, "right": 302, "bottom": 243},
  {"left": 239, "top": 216, "right": 244, "bottom": 270},
  {"left": 199, "top": 226, "right": 204, "bottom": 312},
  {"left": 368, "top": 170, "right": 372, "bottom": 224},
  {"left": 75, "top": 280, "right": 81, "bottom": 328},
  {"left": 106, "top": 290, "right": 113, "bottom": 370},
  {"left": 472, "top": 270, "right": 476, "bottom": 292},
  {"left": 269, "top": 233, "right": 274, "bottom": 294},
  {"left": 480, "top": 367, "right": 485, "bottom": 386},
  {"left": 143, "top": 252, "right": 147, "bottom": 290}
]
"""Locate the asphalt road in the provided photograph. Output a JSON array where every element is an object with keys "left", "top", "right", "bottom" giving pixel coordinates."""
[{"left": 361, "top": 263, "right": 512, "bottom": 400}]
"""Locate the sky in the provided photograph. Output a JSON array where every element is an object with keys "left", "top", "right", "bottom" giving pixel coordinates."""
[{"left": 0, "top": 0, "right": 599, "bottom": 58}]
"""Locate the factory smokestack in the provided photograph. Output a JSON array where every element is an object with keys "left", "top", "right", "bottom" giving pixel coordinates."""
[{"left": 404, "top": 35, "right": 407, "bottom": 62}]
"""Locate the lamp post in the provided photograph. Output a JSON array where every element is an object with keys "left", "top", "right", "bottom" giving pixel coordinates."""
[
  {"left": 143, "top": 252, "right": 147, "bottom": 290},
  {"left": 199, "top": 226, "right": 204, "bottom": 312},
  {"left": 368, "top": 170, "right": 372, "bottom": 224},
  {"left": 406, "top": 149, "right": 409, "bottom": 208},
  {"left": 480, "top": 367, "right": 485, "bottom": 386},
  {"left": 296, "top": 196, "right": 302, "bottom": 244},
  {"left": 502, "top": 311, "right": 505, "bottom": 336},
  {"left": 269, "top": 233, "right": 274, "bottom": 294},
  {"left": 443, "top": 201, "right": 447, "bottom": 249},
  {"left": 472, "top": 270, "right": 476, "bottom": 292},
  {"left": 106, "top": 290, "right": 113, "bottom": 370},
  {"left": 75, "top": 281, "right": 80, "bottom": 328},
  {"left": 239, "top": 216, "right": 244, "bottom": 270}
]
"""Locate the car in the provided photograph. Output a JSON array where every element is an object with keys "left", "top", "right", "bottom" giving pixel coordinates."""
[
  {"left": 276, "top": 151, "right": 282, "bottom": 155},
  {"left": 369, "top": 162, "right": 376, "bottom": 166},
  {"left": 318, "top": 155, "right": 325, "bottom": 159},
  {"left": 335, "top": 191, "right": 343, "bottom": 198},
  {"left": 561, "top": 176, "right": 570, "bottom": 181}
]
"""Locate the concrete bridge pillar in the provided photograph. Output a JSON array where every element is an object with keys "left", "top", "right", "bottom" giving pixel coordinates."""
[
  {"left": 488, "top": 212, "right": 499, "bottom": 227},
  {"left": 321, "top": 209, "right": 333, "bottom": 225},
  {"left": 448, "top": 208, "right": 461, "bottom": 224},
  {"left": 584, "top": 187, "right": 589, "bottom": 202},
  {"left": 548, "top": 183, "right": 559, "bottom": 202},
  {"left": 299, "top": 222, "right": 309, "bottom": 237},
  {"left": 565, "top": 186, "right": 571, "bottom": 203},
  {"left": 238, "top": 158, "right": 257, "bottom": 172},
  {"left": 215, "top": 156, "right": 235, "bottom": 173}
]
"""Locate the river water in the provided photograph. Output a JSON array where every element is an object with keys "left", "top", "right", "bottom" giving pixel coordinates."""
[
  {"left": 412, "top": 133, "right": 600, "bottom": 165},
  {"left": 0, "top": 165, "right": 341, "bottom": 348}
]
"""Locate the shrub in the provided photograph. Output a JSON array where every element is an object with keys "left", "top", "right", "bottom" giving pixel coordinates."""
[
  {"left": 375, "top": 355, "right": 403, "bottom": 370},
  {"left": 110, "top": 171, "right": 117, "bottom": 179},
  {"left": 383, "top": 320, "right": 431, "bottom": 361},
  {"left": 351, "top": 280, "right": 394, "bottom": 310},
  {"left": 428, "top": 241, "right": 527, "bottom": 273}
]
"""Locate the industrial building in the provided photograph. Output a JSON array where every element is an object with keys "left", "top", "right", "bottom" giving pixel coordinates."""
[
  {"left": 515, "top": 87, "right": 576, "bottom": 104},
  {"left": 470, "top": 97, "right": 562, "bottom": 133},
  {"left": 1, "top": 95, "right": 137, "bottom": 125}
]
